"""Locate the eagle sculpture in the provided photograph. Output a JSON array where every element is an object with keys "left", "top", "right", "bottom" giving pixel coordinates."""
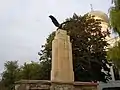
[{"left": 49, "top": 15, "right": 69, "bottom": 29}]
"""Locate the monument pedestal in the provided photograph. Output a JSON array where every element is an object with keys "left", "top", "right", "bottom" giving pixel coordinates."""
[
  {"left": 50, "top": 83, "right": 74, "bottom": 90},
  {"left": 51, "top": 29, "right": 74, "bottom": 90}
]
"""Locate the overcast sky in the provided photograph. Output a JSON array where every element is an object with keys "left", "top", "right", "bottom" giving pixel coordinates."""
[{"left": 0, "top": 0, "right": 111, "bottom": 72}]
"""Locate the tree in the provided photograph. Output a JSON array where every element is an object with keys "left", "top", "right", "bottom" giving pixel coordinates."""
[
  {"left": 107, "top": 0, "right": 120, "bottom": 70},
  {"left": 38, "top": 14, "right": 110, "bottom": 82},
  {"left": 38, "top": 60, "right": 51, "bottom": 80},
  {"left": 0, "top": 60, "right": 51, "bottom": 89},
  {"left": 19, "top": 61, "right": 41, "bottom": 80},
  {"left": 18, "top": 61, "right": 51, "bottom": 80},
  {"left": 1, "top": 61, "right": 20, "bottom": 90}
]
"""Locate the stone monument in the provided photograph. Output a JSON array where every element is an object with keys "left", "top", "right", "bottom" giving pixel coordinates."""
[
  {"left": 50, "top": 29, "right": 74, "bottom": 90},
  {"left": 14, "top": 15, "right": 98, "bottom": 90}
]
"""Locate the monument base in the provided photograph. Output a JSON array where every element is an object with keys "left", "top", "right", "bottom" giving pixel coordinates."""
[
  {"left": 50, "top": 82, "right": 74, "bottom": 90},
  {"left": 15, "top": 80, "right": 98, "bottom": 90}
]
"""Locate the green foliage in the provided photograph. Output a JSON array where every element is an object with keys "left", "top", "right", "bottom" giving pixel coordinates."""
[
  {"left": 1, "top": 61, "right": 20, "bottom": 90},
  {"left": 110, "top": 9, "right": 120, "bottom": 35},
  {"left": 107, "top": 41, "right": 120, "bottom": 68},
  {"left": 38, "top": 60, "right": 51, "bottom": 80},
  {"left": 110, "top": 0, "right": 120, "bottom": 35},
  {"left": 19, "top": 61, "right": 41, "bottom": 80},
  {"left": 38, "top": 14, "right": 110, "bottom": 82},
  {"left": 108, "top": 0, "right": 120, "bottom": 70},
  {"left": 0, "top": 60, "right": 51, "bottom": 89}
]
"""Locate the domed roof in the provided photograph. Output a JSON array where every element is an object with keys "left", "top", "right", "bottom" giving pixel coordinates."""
[{"left": 88, "top": 11, "right": 109, "bottom": 23}]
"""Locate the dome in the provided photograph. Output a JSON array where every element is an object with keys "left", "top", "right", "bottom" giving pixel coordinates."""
[{"left": 88, "top": 11, "right": 109, "bottom": 23}]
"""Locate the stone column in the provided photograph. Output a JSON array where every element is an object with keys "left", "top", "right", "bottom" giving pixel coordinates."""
[{"left": 51, "top": 29, "right": 74, "bottom": 90}]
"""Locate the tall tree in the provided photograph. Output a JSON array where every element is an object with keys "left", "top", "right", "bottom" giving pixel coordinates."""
[
  {"left": 108, "top": 0, "right": 120, "bottom": 70},
  {"left": 1, "top": 61, "right": 20, "bottom": 90},
  {"left": 38, "top": 14, "right": 110, "bottom": 82}
]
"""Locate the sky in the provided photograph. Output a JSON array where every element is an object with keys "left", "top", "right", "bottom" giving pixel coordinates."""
[{"left": 0, "top": 0, "right": 111, "bottom": 72}]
